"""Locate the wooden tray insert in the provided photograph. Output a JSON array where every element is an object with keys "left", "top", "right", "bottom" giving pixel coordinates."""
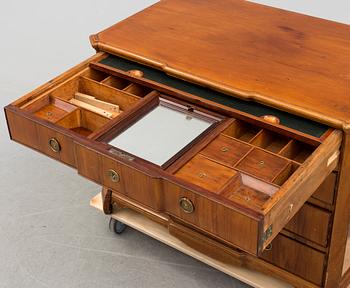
[
  {"left": 18, "top": 67, "right": 157, "bottom": 138},
  {"left": 172, "top": 119, "right": 319, "bottom": 211}
]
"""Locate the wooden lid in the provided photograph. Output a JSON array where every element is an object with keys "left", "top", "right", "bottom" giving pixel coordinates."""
[{"left": 91, "top": 0, "right": 350, "bottom": 127}]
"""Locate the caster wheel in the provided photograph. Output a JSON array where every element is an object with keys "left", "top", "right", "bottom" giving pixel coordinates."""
[{"left": 109, "top": 218, "right": 127, "bottom": 234}]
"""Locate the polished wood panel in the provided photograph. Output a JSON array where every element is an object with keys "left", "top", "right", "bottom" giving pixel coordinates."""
[
  {"left": 261, "top": 234, "right": 326, "bottom": 286},
  {"left": 285, "top": 203, "right": 331, "bottom": 247},
  {"left": 312, "top": 172, "right": 337, "bottom": 206},
  {"left": 91, "top": 0, "right": 350, "bottom": 126}
]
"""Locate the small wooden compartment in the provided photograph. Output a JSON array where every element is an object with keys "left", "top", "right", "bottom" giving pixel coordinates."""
[
  {"left": 124, "top": 83, "right": 152, "bottom": 97},
  {"left": 50, "top": 72, "right": 144, "bottom": 113},
  {"left": 175, "top": 154, "right": 238, "bottom": 193},
  {"left": 279, "top": 140, "right": 314, "bottom": 163},
  {"left": 200, "top": 134, "right": 251, "bottom": 167},
  {"left": 56, "top": 108, "right": 109, "bottom": 137},
  {"left": 250, "top": 130, "right": 289, "bottom": 153},
  {"left": 23, "top": 95, "right": 76, "bottom": 123},
  {"left": 101, "top": 75, "right": 130, "bottom": 89},
  {"left": 223, "top": 120, "right": 261, "bottom": 142},
  {"left": 236, "top": 148, "right": 290, "bottom": 182}
]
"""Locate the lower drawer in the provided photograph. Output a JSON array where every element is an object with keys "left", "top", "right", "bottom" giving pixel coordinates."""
[
  {"left": 285, "top": 203, "right": 331, "bottom": 247},
  {"left": 311, "top": 172, "right": 337, "bottom": 206},
  {"left": 261, "top": 234, "right": 326, "bottom": 286}
]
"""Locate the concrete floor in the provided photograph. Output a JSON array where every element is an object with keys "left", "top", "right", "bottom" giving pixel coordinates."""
[
  {"left": 1, "top": 1, "right": 348, "bottom": 287},
  {"left": 0, "top": 1, "right": 251, "bottom": 287}
]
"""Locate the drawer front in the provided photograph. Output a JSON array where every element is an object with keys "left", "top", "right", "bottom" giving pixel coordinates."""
[
  {"left": 6, "top": 108, "right": 76, "bottom": 167},
  {"left": 261, "top": 234, "right": 326, "bottom": 286},
  {"left": 285, "top": 203, "right": 331, "bottom": 247},
  {"left": 163, "top": 181, "right": 261, "bottom": 255},
  {"left": 6, "top": 108, "right": 40, "bottom": 150},
  {"left": 75, "top": 143, "right": 162, "bottom": 210},
  {"left": 311, "top": 172, "right": 337, "bottom": 205}
]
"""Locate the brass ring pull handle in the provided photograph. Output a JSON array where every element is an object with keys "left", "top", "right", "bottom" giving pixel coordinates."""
[
  {"left": 179, "top": 197, "right": 194, "bottom": 214},
  {"left": 261, "top": 115, "right": 280, "bottom": 125},
  {"left": 107, "top": 169, "right": 120, "bottom": 183},
  {"left": 265, "top": 243, "right": 273, "bottom": 251},
  {"left": 48, "top": 138, "right": 61, "bottom": 153},
  {"left": 127, "top": 69, "right": 144, "bottom": 77}
]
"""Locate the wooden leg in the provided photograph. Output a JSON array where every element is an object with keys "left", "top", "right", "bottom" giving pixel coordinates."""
[
  {"left": 325, "top": 126, "right": 350, "bottom": 287},
  {"left": 102, "top": 188, "right": 113, "bottom": 214}
]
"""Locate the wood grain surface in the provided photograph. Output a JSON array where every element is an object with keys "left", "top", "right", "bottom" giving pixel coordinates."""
[{"left": 91, "top": 0, "right": 350, "bottom": 126}]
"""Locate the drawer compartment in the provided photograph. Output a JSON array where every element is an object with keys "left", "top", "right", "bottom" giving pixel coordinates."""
[
  {"left": 175, "top": 154, "right": 238, "bottom": 193},
  {"left": 285, "top": 203, "right": 331, "bottom": 247},
  {"left": 235, "top": 148, "right": 290, "bottom": 182},
  {"left": 261, "top": 234, "right": 326, "bottom": 285}
]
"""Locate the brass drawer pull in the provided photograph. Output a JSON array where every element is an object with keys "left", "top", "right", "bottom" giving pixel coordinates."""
[
  {"left": 107, "top": 169, "right": 120, "bottom": 183},
  {"left": 48, "top": 138, "right": 61, "bottom": 153},
  {"left": 265, "top": 243, "right": 273, "bottom": 251},
  {"left": 179, "top": 197, "right": 194, "bottom": 214}
]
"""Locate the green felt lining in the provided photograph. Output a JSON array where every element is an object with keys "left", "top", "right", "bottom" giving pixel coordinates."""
[{"left": 100, "top": 55, "right": 328, "bottom": 138}]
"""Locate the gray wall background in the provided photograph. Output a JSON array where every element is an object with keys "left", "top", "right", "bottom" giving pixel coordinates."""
[{"left": 0, "top": 1, "right": 348, "bottom": 287}]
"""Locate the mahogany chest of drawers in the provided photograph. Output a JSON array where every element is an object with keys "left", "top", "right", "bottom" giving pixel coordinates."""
[{"left": 4, "top": 1, "right": 350, "bottom": 287}]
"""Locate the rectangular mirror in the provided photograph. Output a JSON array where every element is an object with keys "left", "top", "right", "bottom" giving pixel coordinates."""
[{"left": 108, "top": 99, "right": 220, "bottom": 166}]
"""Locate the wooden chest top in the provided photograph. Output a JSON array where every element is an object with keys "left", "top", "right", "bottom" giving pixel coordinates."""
[{"left": 91, "top": 0, "right": 350, "bottom": 127}]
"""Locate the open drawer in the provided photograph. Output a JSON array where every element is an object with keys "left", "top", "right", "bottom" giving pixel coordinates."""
[
  {"left": 74, "top": 87, "right": 341, "bottom": 256},
  {"left": 4, "top": 52, "right": 342, "bottom": 257},
  {"left": 4, "top": 53, "right": 155, "bottom": 168}
]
